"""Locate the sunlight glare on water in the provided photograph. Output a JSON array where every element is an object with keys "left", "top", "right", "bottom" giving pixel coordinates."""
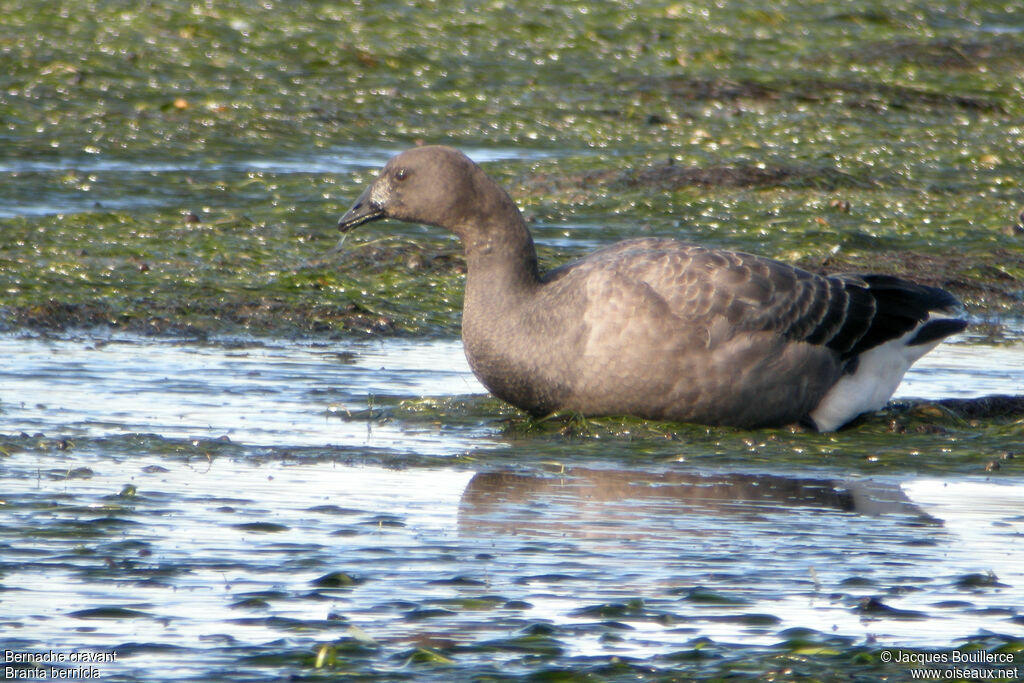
[
  {"left": 896, "top": 340, "right": 1024, "bottom": 399},
  {"left": 0, "top": 333, "right": 1020, "bottom": 448},
  {"left": 0, "top": 334, "right": 493, "bottom": 454},
  {"left": 3, "top": 452, "right": 1021, "bottom": 670},
  {"left": 0, "top": 147, "right": 562, "bottom": 218},
  {"left": 1, "top": 331, "right": 1022, "bottom": 678}
]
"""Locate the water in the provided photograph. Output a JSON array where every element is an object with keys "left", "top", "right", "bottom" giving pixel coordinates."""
[
  {"left": 0, "top": 147, "right": 562, "bottom": 219},
  {"left": 1, "top": 333, "right": 1020, "bottom": 447},
  {"left": 1, "top": 332, "right": 1023, "bottom": 679},
  {"left": 0, "top": 335, "right": 492, "bottom": 452}
]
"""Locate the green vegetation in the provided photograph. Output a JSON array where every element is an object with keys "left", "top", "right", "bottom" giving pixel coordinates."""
[{"left": 2, "top": 0, "right": 1022, "bottom": 335}]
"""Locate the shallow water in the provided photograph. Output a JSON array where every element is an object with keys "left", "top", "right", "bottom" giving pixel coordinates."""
[
  {"left": 0, "top": 147, "right": 561, "bottom": 220},
  {"left": 1, "top": 333, "right": 1022, "bottom": 679},
  {"left": 0, "top": 335, "right": 490, "bottom": 452},
  {"left": 1, "top": 333, "right": 1021, "bottom": 447}
]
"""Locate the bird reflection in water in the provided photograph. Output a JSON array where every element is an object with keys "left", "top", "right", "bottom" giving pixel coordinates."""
[{"left": 458, "top": 469, "right": 938, "bottom": 539}]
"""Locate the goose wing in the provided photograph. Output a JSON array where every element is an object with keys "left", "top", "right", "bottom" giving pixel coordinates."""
[{"left": 555, "top": 238, "right": 962, "bottom": 358}]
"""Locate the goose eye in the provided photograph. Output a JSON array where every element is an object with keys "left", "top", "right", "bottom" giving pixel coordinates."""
[{"left": 394, "top": 168, "right": 409, "bottom": 181}]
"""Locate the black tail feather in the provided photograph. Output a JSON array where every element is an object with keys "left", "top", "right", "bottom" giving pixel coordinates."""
[
  {"left": 858, "top": 274, "right": 961, "bottom": 313},
  {"left": 908, "top": 318, "right": 969, "bottom": 346},
  {"left": 833, "top": 273, "right": 965, "bottom": 358}
]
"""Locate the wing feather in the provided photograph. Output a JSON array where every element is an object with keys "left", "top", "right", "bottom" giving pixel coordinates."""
[{"left": 550, "top": 238, "right": 961, "bottom": 359}]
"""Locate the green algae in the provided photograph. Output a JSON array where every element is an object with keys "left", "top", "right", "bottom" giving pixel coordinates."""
[{"left": 2, "top": 0, "right": 1023, "bottom": 335}]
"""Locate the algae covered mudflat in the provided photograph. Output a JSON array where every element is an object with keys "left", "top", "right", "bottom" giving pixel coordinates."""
[
  {"left": 1, "top": 1, "right": 1023, "bottom": 681},
  {"left": 1, "top": 0, "right": 1022, "bottom": 336}
]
